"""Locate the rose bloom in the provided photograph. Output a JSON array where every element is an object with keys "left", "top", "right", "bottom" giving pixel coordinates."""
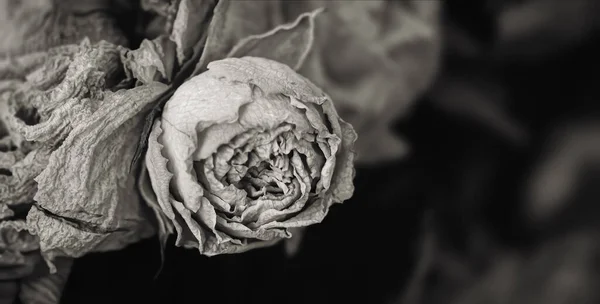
[{"left": 145, "top": 57, "right": 356, "bottom": 254}]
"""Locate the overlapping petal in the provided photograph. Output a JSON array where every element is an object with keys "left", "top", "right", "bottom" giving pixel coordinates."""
[{"left": 146, "top": 57, "right": 356, "bottom": 254}]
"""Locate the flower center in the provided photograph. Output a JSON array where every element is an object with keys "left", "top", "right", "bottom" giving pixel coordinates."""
[
  {"left": 232, "top": 162, "right": 279, "bottom": 198},
  {"left": 194, "top": 124, "right": 332, "bottom": 225}
]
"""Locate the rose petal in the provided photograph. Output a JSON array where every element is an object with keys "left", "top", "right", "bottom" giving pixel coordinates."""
[
  {"left": 146, "top": 57, "right": 356, "bottom": 256},
  {"left": 28, "top": 82, "right": 166, "bottom": 267}
]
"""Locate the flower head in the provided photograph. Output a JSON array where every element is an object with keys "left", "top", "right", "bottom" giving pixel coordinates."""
[{"left": 145, "top": 56, "right": 356, "bottom": 254}]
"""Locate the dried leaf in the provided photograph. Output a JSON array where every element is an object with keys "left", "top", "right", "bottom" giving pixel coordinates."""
[
  {"left": 170, "top": 0, "right": 217, "bottom": 65},
  {"left": 192, "top": 0, "right": 282, "bottom": 75},
  {"left": 228, "top": 8, "right": 322, "bottom": 71}
]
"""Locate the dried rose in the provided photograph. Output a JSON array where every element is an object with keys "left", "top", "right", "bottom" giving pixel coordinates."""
[
  {"left": 19, "top": 40, "right": 168, "bottom": 269},
  {"left": 0, "top": 3, "right": 137, "bottom": 300},
  {"left": 1, "top": 37, "right": 171, "bottom": 273},
  {"left": 0, "top": 0, "right": 147, "bottom": 281},
  {"left": 145, "top": 56, "right": 356, "bottom": 254}
]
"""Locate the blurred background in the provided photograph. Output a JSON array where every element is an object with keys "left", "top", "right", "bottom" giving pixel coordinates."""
[{"left": 8, "top": 0, "right": 598, "bottom": 303}]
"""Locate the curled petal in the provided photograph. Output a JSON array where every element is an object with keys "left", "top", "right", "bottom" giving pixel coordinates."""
[{"left": 145, "top": 57, "right": 356, "bottom": 255}]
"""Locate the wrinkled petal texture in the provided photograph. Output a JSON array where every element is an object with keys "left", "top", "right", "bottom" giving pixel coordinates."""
[
  {"left": 0, "top": 2, "right": 133, "bottom": 270},
  {"left": 146, "top": 57, "right": 356, "bottom": 255},
  {"left": 22, "top": 40, "right": 168, "bottom": 265},
  {"left": 0, "top": 38, "right": 169, "bottom": 270},
  {"left": 0, "top": 42, "right": 82, "bottom": 269},
  {"left": 1, "top": 2, "right": 167, "bottom": 272}
]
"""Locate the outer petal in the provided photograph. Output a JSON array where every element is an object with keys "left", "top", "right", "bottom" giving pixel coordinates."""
[
  {"left": 147, "top": 56, "right": 357, "bottom": 256},
  {"left": 160, "top": 72, "right": 252, "bottom": 213},
  {"left": 330, "top": 120, "right": 357, "bottom": 202},
  {"left": 0, "top": 39, "right": 173, "bottom": 271},
  {"left": 206, "top": 57, "right": 329, "bottom": 106},
  {"left": 146, "top": 120, "right": 195, "bottom": 247},
  {"left": 28, "top": 82, "right": 167, "bottom": 268}
]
